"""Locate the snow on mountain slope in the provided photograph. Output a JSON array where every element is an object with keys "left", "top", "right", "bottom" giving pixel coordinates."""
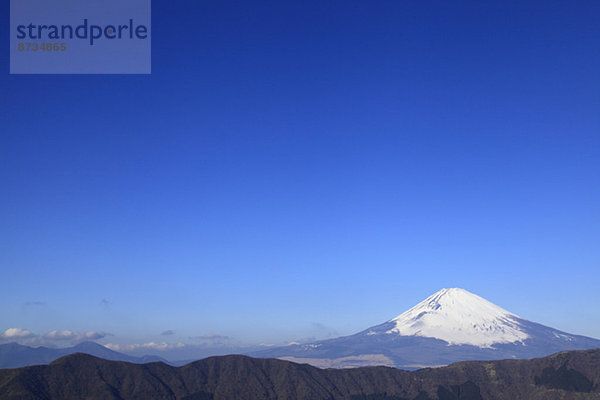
[
  {"left": 252, "top": 287, "right": 600, "bottom": 369},
  {"left": 385, "top": 288, "right": 529, "bottom": 347}
]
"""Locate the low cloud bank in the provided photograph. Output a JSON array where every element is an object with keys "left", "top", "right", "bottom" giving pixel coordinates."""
[{"left": 0, "top": 328, "right": 109, "bottom": 346}]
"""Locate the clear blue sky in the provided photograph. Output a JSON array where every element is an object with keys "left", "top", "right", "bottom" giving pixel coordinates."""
[{"left": 1, "top": 1, "right": 599, "bottom": 355}]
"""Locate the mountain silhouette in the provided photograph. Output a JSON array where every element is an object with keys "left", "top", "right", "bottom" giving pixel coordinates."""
[
  {"left": 1, "top": 349, "right": 599, "bottom": 399},
  {"left": 253, "top": 288, "right": 600, "bottom": 368}
]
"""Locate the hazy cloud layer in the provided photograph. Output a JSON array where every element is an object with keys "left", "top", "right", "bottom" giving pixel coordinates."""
[
  {"left": 311, "top": 322, "right": 339, "bottom": 338},
  {"left": 105, "top": 342, "right": 186, "bottom": 352},
  {"left": 0, "top": 328, "right": 35, "bottom": 339},
  {"left": 161, "top": 330, "right": 175, "bottom": 336},
  {"left": 191, "top": 334, "right": 231, "bottom": 341},
  {"left": 43, "top": 330, "right": 108, "bottom": 342},
  {"left": 0, "top": 328, "right": 109, "bottom": 346},
  {"left": 23, "top": 301, "right": 47, "bottom": 307}
]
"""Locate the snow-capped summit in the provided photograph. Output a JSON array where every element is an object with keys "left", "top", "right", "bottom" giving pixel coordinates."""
[
  {"left": 253, "top": 287, "right": 600, "bottom": 370},
  {"left": 386, "top": 288, "right": 529, "bottom": 347}
]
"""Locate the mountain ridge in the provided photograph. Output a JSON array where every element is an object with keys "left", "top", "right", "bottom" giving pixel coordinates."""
[
  {"left": 253, "top": 288, "right": 600, "bottom": 369},
  {"left": 1, "top": 349, "right": 600, "bottom": 399},
  {"left": 0, "top": 341, "right": 168, "bottom": 369}
]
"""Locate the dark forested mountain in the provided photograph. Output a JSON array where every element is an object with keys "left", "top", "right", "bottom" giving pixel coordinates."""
[
  {"left": 1, "top": 349, "right": 600, "bottom": 400},
  {"left": 0, "top": 341, "right": 167, "bottom": 369},
  {"left": 253, "top": 288, "right": 600, "bottom": 369}
]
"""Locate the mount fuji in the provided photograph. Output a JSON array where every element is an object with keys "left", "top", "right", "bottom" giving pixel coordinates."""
[{"left": 253, "top": 288, "right": 600, "bottom": 369}]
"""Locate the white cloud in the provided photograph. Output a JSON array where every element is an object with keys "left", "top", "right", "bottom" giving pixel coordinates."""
[
  {"left": 43, "top": 330, "right": 75, "bottom": 340},
  {"left": 0, "top": 328, "right": 35, "bottom": 339},
  {"left": 43, "top": 330, "right": 107, "bottom": 342},
  {"left": 23, "top": 301, "right": 46, "bottom": 307},
  {"left": 105, "top": 341, "right": 186, "bottom": 352},
  {"left": 0, "top": 328, "right": 111, "bottom": 347},
  {"left": 191, "top": 333, "right": 231, "bottom": 341}
]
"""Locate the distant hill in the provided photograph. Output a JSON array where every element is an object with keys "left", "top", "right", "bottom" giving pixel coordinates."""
[
  {"left": 253, "top": 288, "right": 600, "bottom": 369},
  {"left": 0, "top": 341, "right": 167, "bottom": 369},
  {"left": 1, "top": 349, "right": 600, "bottom": 399}
]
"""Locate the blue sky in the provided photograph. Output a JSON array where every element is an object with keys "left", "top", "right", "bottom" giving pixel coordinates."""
[{"left": 1, "top": 1, "right": 599, "bottom": 356}]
